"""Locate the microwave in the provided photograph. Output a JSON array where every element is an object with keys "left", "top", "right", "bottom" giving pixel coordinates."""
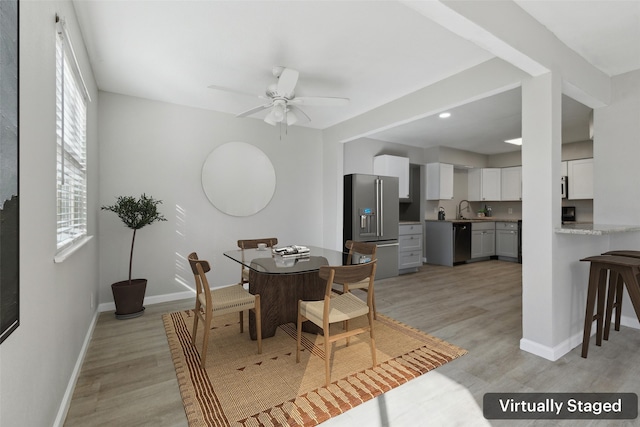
[{"left": 561, "top": 176, "right": 568, "bottom": 199}]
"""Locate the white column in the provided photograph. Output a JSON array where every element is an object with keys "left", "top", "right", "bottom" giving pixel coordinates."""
[{"left": 520, "top": 72, "right": 563, "bottom": 357}]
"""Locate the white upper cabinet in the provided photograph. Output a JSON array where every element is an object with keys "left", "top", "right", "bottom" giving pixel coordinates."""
[
  {"left": 568, "top": 158, "right": 594, "bottom": 200},
  {"left": 374, "top": 155, "right": 410, "bottom": 199},
  {"left": 468, "top": 168, "right": 501, "bottom": 201},
  {"left": 501, "top": 166, "right": 522, "bottom": 201},
  {"left": 425, "top": 163, "right": 454, "bottom": 200}
]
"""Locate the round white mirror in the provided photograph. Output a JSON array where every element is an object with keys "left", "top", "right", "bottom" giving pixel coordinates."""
[{"left": 201, "top": 142, "right": 276, "bottom": 216}]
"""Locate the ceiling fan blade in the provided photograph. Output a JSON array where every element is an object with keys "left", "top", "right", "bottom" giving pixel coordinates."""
[
  {"left": 277, "top": 68, "right": 299, "bottom": 96},
  {"left": 236, "top": 103, "right": 272, "bottom": 118},
  {"left": 289, "top": 96, "right": 350, "bottom": 106},
  {"left": 208, "top": 85, "right": 266, "bottom": 99},
  {"left": 288, "top": 105, "right": 311, "bottom": 124}
]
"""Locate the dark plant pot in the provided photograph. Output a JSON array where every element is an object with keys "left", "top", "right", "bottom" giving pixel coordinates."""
[{"left": 111, "top": 279, "right": 147, "bottom": 319}]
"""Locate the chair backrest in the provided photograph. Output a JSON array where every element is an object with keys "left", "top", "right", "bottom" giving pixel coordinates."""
[
  {"left": 188, "top": 252, "right": 212, "bottom": 305},
  {"left": 345, "top": 240, "right": 377, "bottom": 265},
  {"left": 237, "top": 238, "right": 278, "bottom": 249},
  {"left": 319, "top": 261, "right": 377, "bottom": 304},
  {"left": 237, "top": 238, "right": 278, "bottom": 284}
]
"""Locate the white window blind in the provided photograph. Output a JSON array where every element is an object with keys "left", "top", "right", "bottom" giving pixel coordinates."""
[{"left": 56, "top": 18, "right": 89, "bottom": 251}]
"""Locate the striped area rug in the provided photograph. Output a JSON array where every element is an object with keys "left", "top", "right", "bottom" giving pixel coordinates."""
[{"left": 163, "top": 309, "right": 466, "bottom": 426}]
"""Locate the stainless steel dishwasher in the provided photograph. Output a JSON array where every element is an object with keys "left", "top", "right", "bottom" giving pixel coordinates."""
[{"left": 453, "top": 222, "right": 471, "bottom": 264}]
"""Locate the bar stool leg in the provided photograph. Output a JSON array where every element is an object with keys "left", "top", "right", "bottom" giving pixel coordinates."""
[
  {"left": 614, "top": 276, "right": 624, "bottom": 331},
  {"left": 604, "top": 272, "right": 624, "bottom": 340},
  {"left": 582, "top": 264, "right": 603, "bottom": 358},
  {"left": 595, "top": 268, "right": 607, "bottom": 348}
]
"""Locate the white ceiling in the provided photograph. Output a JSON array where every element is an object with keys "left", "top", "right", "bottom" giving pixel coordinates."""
[{"left": 72, "top": 0, "right": 640, "bottom": 155}]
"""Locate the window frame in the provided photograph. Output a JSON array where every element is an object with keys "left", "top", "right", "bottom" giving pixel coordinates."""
[{"left": 55, "top": 16, "right": 90, "bottom": 255}]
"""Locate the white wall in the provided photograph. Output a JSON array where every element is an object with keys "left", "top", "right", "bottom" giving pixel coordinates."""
[
  {"left": 98, "top": 92, "right": 326, "bottom": 305},
  {"left": 0, "top": 2, "right": 100, "bottom": 426},
  {"left": 594, "top": 69, "right": 640, "bottom": 325}
]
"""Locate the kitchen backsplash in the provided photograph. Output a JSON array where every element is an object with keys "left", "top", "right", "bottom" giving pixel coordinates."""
[{"left": 425, "top": 199, "right": 594, "bottom": 222}]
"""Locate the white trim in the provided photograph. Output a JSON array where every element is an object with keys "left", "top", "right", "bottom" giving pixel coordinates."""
[
  {"left": 97, "top": 289, "right": 195, "bottom": 313},
  {"left": 54, "top": 235, "right": 93, "bottom": 263},
  {"left": 521, "top": 317, "right": 640, "bottom": 361},
  {"left": 53, "top": 309, "right": 99, "bottom": 427}
]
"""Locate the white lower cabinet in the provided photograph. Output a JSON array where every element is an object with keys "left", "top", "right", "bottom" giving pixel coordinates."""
[
  {"left": 471, "top": 222, "right": 495, "bottom": 259},
  {"left": 495, "top": 222, "right": 518, "bottom": 258},
  {"left": 399, "top": 223, "right": 422, "bottom": 273}
]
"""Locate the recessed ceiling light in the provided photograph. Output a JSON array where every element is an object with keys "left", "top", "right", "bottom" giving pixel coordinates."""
[
  {"left": 439, "top": 112, "right": 451, "bottom": 119},
  {"left": 505, "top": 138, "right": 522, "bottom": 146}
]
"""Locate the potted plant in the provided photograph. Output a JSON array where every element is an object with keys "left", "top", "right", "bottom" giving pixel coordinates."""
[{"left": 102, "top": 194, "right": 167, "bottom": 319}]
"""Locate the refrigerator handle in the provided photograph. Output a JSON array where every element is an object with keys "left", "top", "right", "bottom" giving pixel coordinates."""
[
  {"left": 379, "top": 179, "right": 384, "bottom": 237},
  {"left": 375, "top": 178, "right": 381, "bottom": 237}
]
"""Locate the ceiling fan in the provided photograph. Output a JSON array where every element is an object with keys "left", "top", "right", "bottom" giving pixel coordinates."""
[{"left": 209, "top": 66, "right": 349, "bottom": 127}]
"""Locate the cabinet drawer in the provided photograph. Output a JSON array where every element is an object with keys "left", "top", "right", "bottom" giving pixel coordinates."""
[
  {"left": 399, "top": 233, "right": 422, "bottom": 251},
  {"left": 399, "top": 251, "right": 422, "bottom": 269},
  {"left": 399, "top": 224, "right": 423, "bottom": 235},
  {"left": 471, "top": 221, "right": 495, "bottom": 231},
  {"left": 496, "top": 221, "right": 517, "bottom": 230}
]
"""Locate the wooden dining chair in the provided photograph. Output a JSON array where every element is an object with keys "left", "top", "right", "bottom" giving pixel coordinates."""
[
  {"left": 237, "top": 238, "right": 278, "bottom": 286},
  {"left": 296, "top": 261, "right": 377, "bottom": 387},
  {"left": 344, "top": 240, "right": 378, "bottom": 319},
  {"left": 188, "top": 252, "right": 262, "bottom": 368}
]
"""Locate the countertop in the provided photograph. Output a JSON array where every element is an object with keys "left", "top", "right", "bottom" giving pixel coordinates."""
[
  {"left": 425, "top": 218, "right": 520, "bottom": 223},
  {"left": 555, "top": 223, "right": 640, "bottom": 235}
]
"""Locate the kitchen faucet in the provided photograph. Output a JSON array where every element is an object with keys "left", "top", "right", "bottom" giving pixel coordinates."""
[{"left": 458, "top": 199, "right": 470, "bottom": 219}]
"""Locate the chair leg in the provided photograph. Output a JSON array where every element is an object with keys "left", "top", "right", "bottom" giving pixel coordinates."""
[
  {"left": 239, "top": 311, "right": 244, "bottom": 333},
  {"left": 296, "top": 301, "right": 303, "bottom": 363},
  {"left": 201, "top": 311, "right": 212, "bottom": 368},
  {"left": 371, "top": 286, "right": 377, "bottom": 320},
  {"left": 191, "top": 303, "right": 200, "bottom": 346},
  {"left": 324, "top": 324, "right": 331, "bottom": 387},
  {"left": 345, "top": 319, "right": 350, "bottom": 346},
  {"left": 255, "top": 295, "right": 262, "bottom": 354},
  {"left": 368, "top": 308, "right": 377, "bottom": 367}
]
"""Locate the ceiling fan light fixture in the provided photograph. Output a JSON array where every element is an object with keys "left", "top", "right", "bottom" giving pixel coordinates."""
[
  {"left": 286, "top": 108, "right": 298, "bottom": 126},
  {"left": 264, "top": 114, "right": 277, "bottom": 126}
]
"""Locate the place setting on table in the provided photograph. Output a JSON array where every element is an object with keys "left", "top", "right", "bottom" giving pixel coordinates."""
[{"left": 161, "top": 242, "right": 468, "bottom": 427}]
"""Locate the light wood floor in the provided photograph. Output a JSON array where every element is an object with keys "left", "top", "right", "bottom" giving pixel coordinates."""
[{"left": 64, "top": 260, "right": 640, "bottom": 426}]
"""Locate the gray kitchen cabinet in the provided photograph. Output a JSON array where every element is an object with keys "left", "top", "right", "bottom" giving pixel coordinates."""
[
  {"left": 471, "top": 221, "right": 495, "bottom": 259},
  {"left": 399, "top": 223, "right": 423, "bottom": 274},
  {"left": 425, "top": 163, "right": 454, "bottom": 200},
  {"left": 468, "top": 168, "right": 501, "bottom": 201},
  {"left": 495, "top": 221, "right": 518, "bottom": 258}
]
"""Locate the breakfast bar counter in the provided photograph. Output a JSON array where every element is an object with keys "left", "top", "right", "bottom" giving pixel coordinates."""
[{"left": 555, "top": 223, "right": 640, "bottom": 236}]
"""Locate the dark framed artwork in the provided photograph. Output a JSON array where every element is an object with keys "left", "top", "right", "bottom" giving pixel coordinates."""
[{"left": 0, "top": 0, "right": 19, "bottom": 344}]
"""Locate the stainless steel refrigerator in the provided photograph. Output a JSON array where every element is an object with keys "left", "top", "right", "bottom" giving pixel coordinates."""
[{"left": 344, "top": 174, "right": 399, "bottom": 279}]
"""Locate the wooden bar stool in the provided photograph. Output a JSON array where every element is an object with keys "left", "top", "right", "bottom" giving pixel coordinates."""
[
  {"left": 601, "top": 250, "right": 640, "bottom": 339},
  {"left": 579, "top": 255, "right": 640, "bottom": 358}
]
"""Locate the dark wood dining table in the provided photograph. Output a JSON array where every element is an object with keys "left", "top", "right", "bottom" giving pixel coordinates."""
[{"left": 223, "top": 245, "right": 348, "bottom": 339}]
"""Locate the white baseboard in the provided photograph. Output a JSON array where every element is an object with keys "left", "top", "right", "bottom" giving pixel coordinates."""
[
  {"left": 97, "top": 290, "right": 195, "bottom": 313},
  {"left": 521, "top": 316, "right": 640, "bottom": 361},
  {"left": 53, "top": 309, "right": 100, "bottom": 427}
]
